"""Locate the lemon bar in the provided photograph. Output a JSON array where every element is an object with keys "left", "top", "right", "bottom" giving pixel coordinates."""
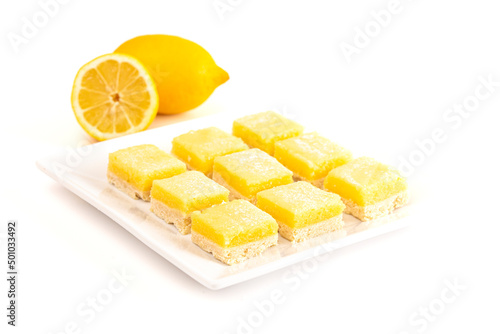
[
  {"left": 151, "top": 171, "right": 229, "bottom": 235},
  {"left": 191, "top": 200, "right": 279, "bottom": 265},
  {"left": 324, "top": 157, "right": 409, "bottom": 221},
  {"left": 233, "top": 111, "right": 304, "bottom": 155},
  {"left": 172, "top": 127, "right": 248, "bottom": 177},
  {"left": 274, "top": 132, "right": 352, "bottom": 188},
  {"left": 257, "top": 181, "right": 345, "bottom": 243},
  {"left": 107, "top": 144, "right": 186, "bottom": 201},
  {"left": 212, "top": 148, "right": 293, "bottom": 204}
]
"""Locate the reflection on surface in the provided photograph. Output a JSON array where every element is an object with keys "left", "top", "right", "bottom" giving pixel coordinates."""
[
  {"left": 344, "top": 206, "right": 410, "bottom": 235},
  {"left": 99, "top": 184, "right": 411, "bottom": 283},
  {"left": 279, "top": 229, "right": 348, "bottom": 257},
  {"left": 221, "top": 208, "right": 410, "bottom": 275}
]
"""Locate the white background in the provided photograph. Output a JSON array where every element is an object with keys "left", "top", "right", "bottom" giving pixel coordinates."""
[{"left": 1, "top": 0, "right": 500, "bottom": 333}]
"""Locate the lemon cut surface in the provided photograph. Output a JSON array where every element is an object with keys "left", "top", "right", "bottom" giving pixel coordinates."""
[{"left": 72, "top": 53, "right": 159, "bottom": 141}]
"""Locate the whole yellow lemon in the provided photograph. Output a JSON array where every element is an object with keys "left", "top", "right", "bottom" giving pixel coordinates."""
[{"left": 115, "top": 35, "right": 229, "bottom": 115}]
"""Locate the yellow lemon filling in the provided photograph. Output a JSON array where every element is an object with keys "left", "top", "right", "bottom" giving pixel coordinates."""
[
  {"left": 324, "top": 157, "right": 407, "bottom": 206},
  {"left": 151, "top": 171, "right": 229, "bottom": 214},
  {"left": 257, "top": 181, "right": 345, "bottom": 229},
  {"left": 213, "top": 149, "right": 293, "bottom": 199},
  {"left": 233, "top": 111, "right": 304, "bottom": 155},
  {"left": 274, "top": 132, "right": 352, "bottom": 182},
  {"left": 171, "top": 127, "right": 248, "bottom": 175},
  {"left": 108, "top": 144, "right": 186, "bottom": 192},
  {"left": 191, "top": 200, "right": 278, "bottom": 248}
]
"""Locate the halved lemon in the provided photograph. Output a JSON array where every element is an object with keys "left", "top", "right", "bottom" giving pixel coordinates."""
[{"left": 71, "top": 53, "right": 159, "bottom": 141}]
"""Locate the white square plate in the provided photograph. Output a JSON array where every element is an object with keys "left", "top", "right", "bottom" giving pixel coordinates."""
[{"left": 36, "top": 112, "right": 412, "bottom": 290}]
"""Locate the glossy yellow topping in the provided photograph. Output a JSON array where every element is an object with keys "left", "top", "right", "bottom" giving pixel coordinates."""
[
  {"left": 274, "top": 132, "right": 352, "bottom": 182},
  {"left": 233, "top": 111, "right": 304, "bottom": 155},
  {"left": 213, "top": 148, "right": 293, "bottom": 199},
  {"left": 151, "top": 171, "right": 229, "bottom": 213},
  {"left": 324, "top": 157, "right": 407, "bottom": 206},
  {"left": 172, "top": 127, "right": 248, "bottom": 175},
  {"left": 257, "top": 181, "right": 345, "bottom": 229},
  {"left": 108, "top": 144, "right": 186, "bottom": 191},
  {"left": 191, "top": 200, "right": 278, "bottom": 248}
]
